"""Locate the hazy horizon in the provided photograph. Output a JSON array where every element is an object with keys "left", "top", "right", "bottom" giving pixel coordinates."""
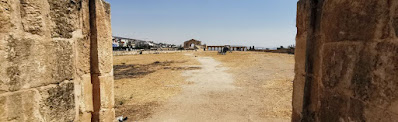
[{"left": 107, "top": 0, "right": 297, "bottom": 48}]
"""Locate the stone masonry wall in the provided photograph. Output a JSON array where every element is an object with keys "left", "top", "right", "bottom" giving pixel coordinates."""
[
  {"left": 0, "top": 0, "right": 114, "bottom": 121},
  {"left": 294, "top": 0, "right": 398, "bottom": 121}
]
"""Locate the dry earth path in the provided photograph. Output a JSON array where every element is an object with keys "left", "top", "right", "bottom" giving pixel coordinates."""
[{"left": 145, "top": 53, "right": 289, "bottom": 122}]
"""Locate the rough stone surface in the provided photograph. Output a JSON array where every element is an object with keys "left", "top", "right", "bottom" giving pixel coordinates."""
[
  {"left": 48, "top": 0, "right": 81, "bottom": 38},
  {"left": 292, "top": 0, "right": 309, "bottom": 120},
  {"left": 0, "top": 0, "right": 114, "bottom": 121},
  {"left": 321, "top": 0, "right": 389, "bottom": 42},
  {"left": 80, "top": 74, "right": 93, "bottom": 112},
  {"left": 0, "top": 0, "right": 12, "bottom": 34},
  {"left": 38, "top": 82, "right": 75, "bottom": 122},
  {"left": 0, "top": 89, "right": 43, "bottom": 121},
  {"left": 96, "top": 0, "right": 113, "bottom": 74},
  {"left": 99, "top": 74, "right": 114, "bottom": 109},
  {"left": 295, "top": 0, "right": 398, "bottom": 121},
  {"left": 19, "top": 0, "right": 47, "bottom": 35},
  {"left": 99, "top": 108, "right": 115, "bottom": 122}
]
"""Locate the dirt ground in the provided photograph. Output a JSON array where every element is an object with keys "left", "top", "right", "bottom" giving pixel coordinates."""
[
  {"left": 113, "top": 51, "right": 294, "bottom": 121},
  {"left": 113, "top": 53, "right": 200, "bottom": 120},
  {"left": 194, "top": 51, "right": 295, "bottom": 120}
]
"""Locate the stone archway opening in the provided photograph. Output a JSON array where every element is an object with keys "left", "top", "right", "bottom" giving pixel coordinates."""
[
  {"left": 190, "top": 43, "right": 195, "bottom": 48},
  {"left": 2, "top": 0, "right": 396, "bottom": 122}
]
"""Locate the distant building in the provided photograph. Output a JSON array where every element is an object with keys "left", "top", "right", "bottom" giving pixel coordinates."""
[
  {"left": 183, "top": 39, "right": 202, "bottom": 49},
  {"left": 112, "top": 36, "right": 136, "bottom": 50},
  {"left": 113, "top": 36, "right": 178, "bottom": 50}
]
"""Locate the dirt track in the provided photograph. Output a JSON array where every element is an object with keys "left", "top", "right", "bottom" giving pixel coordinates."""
[{"left": 114, "top": 52, "right": 294, "bottom": 121}]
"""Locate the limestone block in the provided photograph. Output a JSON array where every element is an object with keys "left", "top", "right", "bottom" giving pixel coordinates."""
[
  {"left": 366, "top": 41, "right": 398, "bottom": 108},
  {"left": 319, "top": 94, "right": 365, "bottom": 122},
  {"left": 19, "top": 0, "right": 48, "bottom": 35},
  {"left": 0, "top": 95, "right": 5, "bottom": 121},
  {"left": 296, "top": 0, "right": 309, "bottom": 38},
  {"left": 0, "top": 89, "right": 43, "bottom": 122},
  {"left": 76, "top": 34, "right": 91, "bottom": 76},
  {"left": 294, "top": 0, "right": 309, "bottom": 75},
  {"left": 0, "top": 0, "right": 11, "bottom": 34},
  {"left": 292, "top": 73, "right": 305, "bottom": 119},
  {"left": 80, "top": 112, "right": 92, "bottom": 122},
  {"left": 49, "top": 39, "right": 76, "bottom": 84},
  {"left": 99, "top": 74, "right": 114, "bottom": 109},
  {"left": 48, "top": 0, "right": 82, "bottom": 38},
  {"left": 38, "top": 81, "right": 76, "bottom": 122},
  {"left": 364, "top": 105, "right": 398, "bottom": 122},
  {"left": 75, "top": 0, "right": 91, "bottom": 76},
  {"left": 99, "top": 108, "right": 115, "bottom": 122},
  {"left": 293, "top": 1, "right": 310, "bottom": 120},
  {"left": 321, "top": 43, "right": 363, "bottom": 89},
  {"left": 96, "top": 0, "right": 113, "bottom": 74},
  {"left": 81, "top": 0, "right": 91, "bottom": 36},
  {"left": 321, "top": 0, "right": 389, "bottom": 42},
  {"left": 348, "top": 42, "right": 398, "bottom": 109},
  {"left": 80, "top": 74, "right": 93, "bottom": 112},
  {"left": 1, "top": 36, "right": 76, "bottom": 91},
  {"left": 2, "top": 37, "right": 36, "bottom": 91}
]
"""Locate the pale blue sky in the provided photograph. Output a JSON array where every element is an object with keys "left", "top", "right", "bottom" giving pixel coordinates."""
[{"left": 107, "top": 0, "right": 297, "bottom": 48}]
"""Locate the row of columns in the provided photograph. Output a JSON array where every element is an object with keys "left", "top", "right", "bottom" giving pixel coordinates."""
[
  {"left": 206, "top": 47, "right": 247, "bottom": 51},
  {"left": 207, "top": 46, "right": 223, "bottom": 51}
]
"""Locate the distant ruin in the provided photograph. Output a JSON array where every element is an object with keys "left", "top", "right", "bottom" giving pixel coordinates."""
[
  {"left": 294, "top": 0, "right": 398, "bottom": 121},
  {"left": 183, "top": 39, "right": 203, "bottom": 50},
  {"left": 0, "top": 0, "right": 114, "bottom": 121}
]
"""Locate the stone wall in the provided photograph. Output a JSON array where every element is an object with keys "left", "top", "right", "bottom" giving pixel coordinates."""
[
  {"left": 294, "top": 0, "right": 398, "bottom": 121},
  {"left": 0, "top": 0, "right": 114, "bottom": 121}
]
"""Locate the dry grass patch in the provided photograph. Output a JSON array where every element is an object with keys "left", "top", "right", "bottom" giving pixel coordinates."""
[{"left": 113, "top": 53, "right": 200, "bottom": 120}]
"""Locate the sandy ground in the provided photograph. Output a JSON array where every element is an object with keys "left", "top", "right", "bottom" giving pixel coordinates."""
[
  {"left": 113, "top": 53, "right": 200, "bottom": 120},
  {"left": 114, "top": 51, "right": 294, "bottom": 121}
]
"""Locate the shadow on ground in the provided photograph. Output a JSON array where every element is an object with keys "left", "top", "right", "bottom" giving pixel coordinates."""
[{"left": 113, "top": 61, "right": 200, "bottom": 80}]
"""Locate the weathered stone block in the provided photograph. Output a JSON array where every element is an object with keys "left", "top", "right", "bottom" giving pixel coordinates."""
[
  {"left": 319, "top": 92, "right": 365, "bottom": 122},
  {"left": 38, "top": 81, "right": 75, "bottom": 122},
  {"left": 96, "top": 0, "right": 113, "bottom": 74},
  {"left": 367, "top": 41, "right": 398, "bottom": 107},
  {"left": 1, "top": 36, "right": 76, "bottom": 91},
  {"left": 19, "top": 0, "right": 46, "bottom": 35},
  {"left": 292, "top": 73, "right": 305, "bottom": 120},
  {"left": 99, "top": 74, "right": 114, "bottom": 109},
  {"left": 3, "top": 36, "right": 34, "bottom": 91},
  {"left": 48, "top": 0, "right": 82, "bottom": 38},
  {"left": 364, "top": 105, "right": 398, "bottom": 121},
  {"left": 76, "top": 36, "right": 91, "bottom": 76},
  {"left": 80, "top": 112, "right": 92, "bottom": 122},
  {"left": 99, "top": 108, "right": 115, "bottom": 122},
  {"left": 81, "top": 74, "right": 93, "bottom": 112},
  {"left": 50, "top": 39, "right": 76, "bottom": 83},
  {"left": 0, "top": 89, "right": 43, "bottom": 122},
  {"left": 322, "top": 43, "right": 363, "bottom": 89},
  {"left": 296, "top": 0, "right": 309, "bottom": 38},
  {"left": 0, "top": 95, "right": 6, "bottom": 121},
  {"left": 321, "top": 0, "right": 389, "bottom": 42},
  {"left": 0, "top": 0, "right": 12, "bottom": 33}
]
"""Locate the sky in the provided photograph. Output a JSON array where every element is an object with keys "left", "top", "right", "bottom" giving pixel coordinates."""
[{"left": 107, "top": 0, "right": 298, "bottom": 48}]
